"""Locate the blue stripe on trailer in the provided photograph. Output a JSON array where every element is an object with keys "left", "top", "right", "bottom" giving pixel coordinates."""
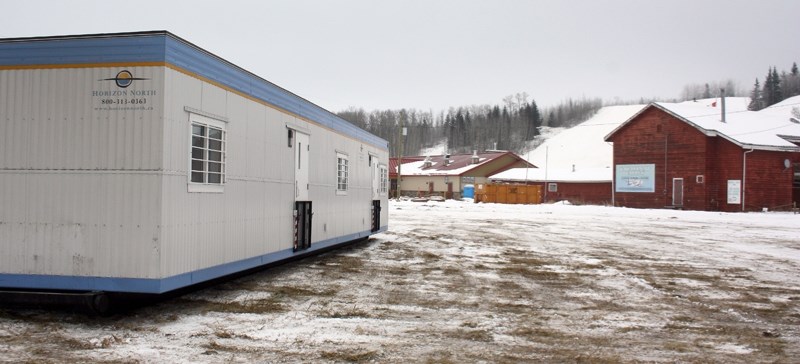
[
  {"left": 0, "top": 33, "right": 167, "bottom": 66},
  {"left": 0, "top": 227, "right": 386, "bottom": 294},
  {"left": 0, "top": 32, "right": 388, "bottom": 150}
]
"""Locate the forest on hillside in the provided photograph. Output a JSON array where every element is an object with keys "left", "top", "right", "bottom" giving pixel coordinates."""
[
  {"left": 337, "top": 62, "right": 800, "bottom": 157},
  {"left": 338, "top": 96, "right": 602, "bottom": 157},
  {"left": 747, "top": 63, "right": 800, "bottom": 110}
]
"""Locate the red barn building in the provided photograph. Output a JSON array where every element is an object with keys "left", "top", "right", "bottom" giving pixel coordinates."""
[{"left": 604, "top": 101, "right": 800, "bottom": 212}]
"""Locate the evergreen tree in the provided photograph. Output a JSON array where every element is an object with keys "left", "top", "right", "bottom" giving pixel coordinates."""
[
  {"left": 703, "top": 83, "right": 711, "bottom": 98},
  {"left": 454, "top": 109, "right": 466, "bottom": 151},
  {"left": 462, "top": 111, "right": 472, "bottom": 149},
  {"left": 494, "top": 106, "right": 502, "bottom": 150},
  {"left": 763, "top": 67, "right": 779, "bottom": 106},
  {"left": 748, "top": 78, "right": 764, "bottom": 111},
  {"left": 763, "top": 69, "right": 772, "bottom": 105},
  {"left": 785, "top": 62, "right": 800, "bottom": 99},
  {"left": 444, "top": 113, "right": 453, "bottom": 152},
  {"left": 501, "top": 107, "right": 511, "bottom": 150},
  {"left": 772, "top": 67, "right": 783, "bottom": 103},
  {"left": 523, "top": 100, "right": 542, "bottom": 141}
]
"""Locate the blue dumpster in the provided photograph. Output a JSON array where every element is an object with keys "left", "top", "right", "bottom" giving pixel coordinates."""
[{"left": 463, "top": 184, "right": 475, "bottom": 199}]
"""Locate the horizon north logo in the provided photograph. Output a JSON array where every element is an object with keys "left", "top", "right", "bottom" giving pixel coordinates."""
[
  {"left": 92, "top": 70, "right": 156, "bottom": 111},
  {"left": 100, "top": 70, "right": 149, "bottom": 88}
]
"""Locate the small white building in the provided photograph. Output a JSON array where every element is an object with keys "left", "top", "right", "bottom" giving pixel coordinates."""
[{"left": 0, "top": 31, "right": 389, "bottom": 306}]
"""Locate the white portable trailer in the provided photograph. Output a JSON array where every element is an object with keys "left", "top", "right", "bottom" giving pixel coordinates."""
[{"left": 0, "top": 31, "right": 389, "bottom": 310}]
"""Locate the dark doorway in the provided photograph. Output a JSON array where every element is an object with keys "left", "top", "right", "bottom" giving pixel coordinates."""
[
  {"left": 294, "top": 201, "right": 312, "bottom": 251},
  {"left": 371, "top": 200, "right": 381, "bottom": 232}
]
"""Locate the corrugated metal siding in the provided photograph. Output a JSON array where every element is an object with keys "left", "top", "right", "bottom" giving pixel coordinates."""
[
  {"left": 0, "top": 173, "right": 162, "bottom": 276},
  {"left": 159, "top": 69, "right": 388, "bottom": 277},
  {"left": 0, "top": 66, "right": 164, "bottom": 278},
  {"left": 0, "top": 67, "right": 163, "bottom": 170}
]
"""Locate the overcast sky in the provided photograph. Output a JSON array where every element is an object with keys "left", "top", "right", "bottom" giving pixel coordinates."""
[{"left": 3, "top": 0, "right": 800, "bottom": 113}]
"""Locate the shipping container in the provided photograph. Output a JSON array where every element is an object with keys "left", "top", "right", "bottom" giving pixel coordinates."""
[{"left": 0, "top": 31, "right": 389, "bottom": 311}]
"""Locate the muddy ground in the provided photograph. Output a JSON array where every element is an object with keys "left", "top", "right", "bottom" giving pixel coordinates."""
[{"left": 1, "top": 200, "right": 798, "bottom": 363}]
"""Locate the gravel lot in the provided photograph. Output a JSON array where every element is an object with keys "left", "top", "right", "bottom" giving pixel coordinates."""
[{"left": 1, "top": 200, "right": 799, "bottom": 363}]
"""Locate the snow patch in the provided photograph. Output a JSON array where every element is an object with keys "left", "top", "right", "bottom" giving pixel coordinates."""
[
  {"left": 713, "top": 342, "right": 754, "bottom": 354},
  {"left": 419, "top": 140, "right": 448, "bottom": 156}
]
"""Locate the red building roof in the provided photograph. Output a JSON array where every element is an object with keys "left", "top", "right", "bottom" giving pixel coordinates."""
[
  {"left": 389, "top": 156, "right": 425, "bottom": 178},
  {"left": 391, "top": 151, "right": 534, "bottom": 177}
]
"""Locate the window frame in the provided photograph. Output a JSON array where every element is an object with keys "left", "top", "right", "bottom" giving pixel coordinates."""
[
  {"left": 548, "top": 182, "right": 558, "bottom": 192},
  {"left": 336, "top": 151, "right": 349, "bottom": 195},
  {"left": 379, "top": 164, "right": 388, "bottom": 195},
  {"left": 188, "top": 113, "right": 227, "bottom": 193}
]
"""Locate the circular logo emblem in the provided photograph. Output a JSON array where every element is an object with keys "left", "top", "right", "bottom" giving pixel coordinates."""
[{"left": 114, "top": 70, "right": 133, "bottom": 88}]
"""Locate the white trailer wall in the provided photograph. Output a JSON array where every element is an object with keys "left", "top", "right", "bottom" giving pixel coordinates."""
[
  {"left": 159, "top": 68, "right": 388, "bottom": 278},
  {"left": 0, "top": 66, "right": 166, "bottom": 280}
]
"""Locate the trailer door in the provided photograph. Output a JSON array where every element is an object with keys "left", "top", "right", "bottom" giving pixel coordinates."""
[
  {"left": 294, "top": 132, "right": 310, "bottom": 201},
  {"left": 370, "top": 155, "right": 380, "bottom": 200},
  {"left": 293, "top": 131, "right": 312, "bottom": 251},
  {"left": 370, "top": 155, "right": 382, "bottom": 233}
]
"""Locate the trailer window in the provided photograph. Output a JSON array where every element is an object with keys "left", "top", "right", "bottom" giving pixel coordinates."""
[
  {"left": 337, "top": 152, "right": 349, "bottom": 195},
  {"left": 379, "top": 164, "right": 388, "bottom": 194},
  {"left": 189, "top": 115, "right": 226, "bottom": 192}
]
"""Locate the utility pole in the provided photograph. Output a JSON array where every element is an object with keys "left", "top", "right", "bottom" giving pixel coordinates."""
[
  {"left": 396, "top": 121, "right": 406, "bottom": 199},
  {"left": 544, "top": 146, "right": 549, "bottom": 203}
]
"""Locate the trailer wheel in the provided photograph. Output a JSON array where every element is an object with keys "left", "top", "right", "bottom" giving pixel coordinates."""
[{"left": 89, "top": 292, "right": 110, "bottom": 315}]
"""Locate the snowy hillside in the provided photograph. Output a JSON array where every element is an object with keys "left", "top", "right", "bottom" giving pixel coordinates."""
[
  {"left": 523, "top": 104, "right": 647, "bottom": 170},
  {"left": 491, "top": 97, "right": 755, "bottom": 182},
  {"left": 490, "top": 104, "right": 645, "bottom": 182}
]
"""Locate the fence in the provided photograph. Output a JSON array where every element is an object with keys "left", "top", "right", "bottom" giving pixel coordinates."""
[{"left": 474, "top": 184, "right": 542, "bottom": 204}]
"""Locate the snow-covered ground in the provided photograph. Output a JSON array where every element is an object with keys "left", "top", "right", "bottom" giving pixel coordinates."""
[{"left": 1, "top": 200, "right": 799, "bottom": 362}]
